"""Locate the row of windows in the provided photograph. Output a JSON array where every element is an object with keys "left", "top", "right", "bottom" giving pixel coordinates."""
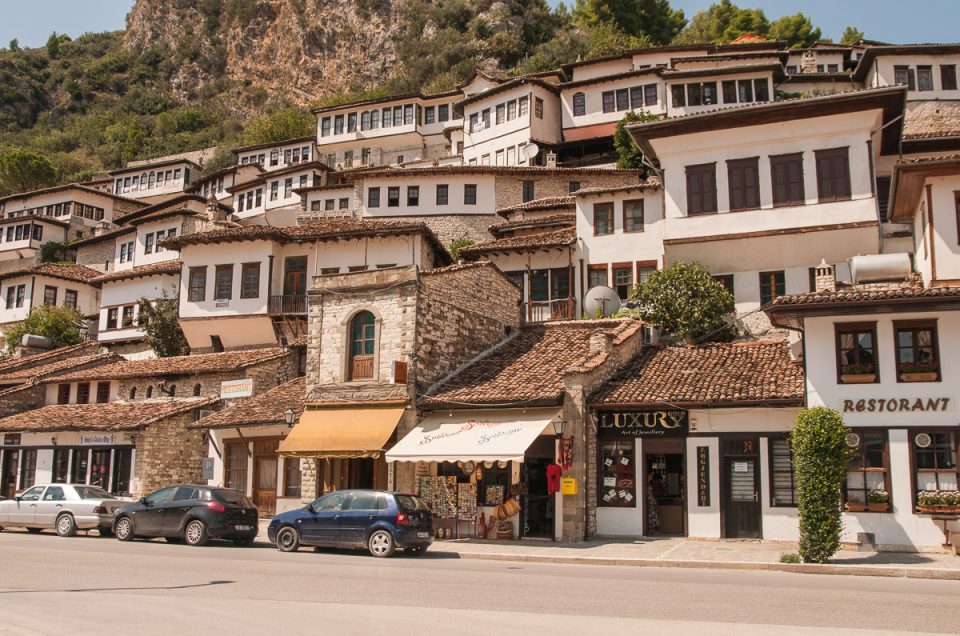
[
  {"left": 113, "top": 168, "right": 185, "bottom": 194},
  {"left": 468, "top": 96, "right": 539, "bottom": 133},
  {"left": 367, "top": 184, "right": 479, "bottom": 208},
  {"left": 105, "top": 304, "right": 139, "bottom": 330},
  {"left": 835, "top": 320, "right": 942, "bottom": 384},
  {"left": 894, "top": 64, "right": 957, "bottom": 92},
  {"left": 588, "top": 261, "right": 658, "bottom": 300},
  {"left": 671, "top": 78, "right": 770, "bottom": 108},
  {"left": 582, "top": 83, "right": 658, "bottom": 116},
  {"left": 785, "top": 63, "right": 840, "bottom": 74},
  {"left": 126, "top": 383, "right": 201, "bottom": 400},
  {"left": 466, "top": 141, "right": 534, "bottom": 167},
  {"left": 118, "top": 240, "right": 135, "bottom": 264},
  {"left": 224, "top": 443, "right": 301, "bottom": 498},
  {"left": 188, "top": 263, "right": 261, "bottom": 302},
  {"left": 2, "top": 223, "right": 42, "bottom": 243},
  {"left": 6, "top": 201, "right": 103, "bottom": 221},
  {"left": 4, "top": 285, "right": 77, "bottom": 310},
  {"left": 56, "top": 381, "right": 111, "bottom": 405},
  {"left": 237, "top": 174, "right": 319, "bottom": 212},
  {"left": 199, "top": 177, "right": 225, "bottom": 197},
  {"left": 592, "top": 199, "right": 646, "bottom": 236},
  {"left": 684, "top": 146, "right": 850, "bottom": 215},
  {"left": 239, "top": 146, "right": 312, "bottom": 167},
  {"left": 144, "top": 227, "right": 177, "bottom": 255},
  {"left": 309, "top": 197, "right": 351, "bottom": 212},
  {"left": 321, "top": 103, "right": 436, "bottom": 137}
]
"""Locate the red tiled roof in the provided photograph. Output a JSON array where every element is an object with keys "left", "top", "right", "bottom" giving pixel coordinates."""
[
  {"left": 0, "top": 341, "right": 103, "bottom": 375},
  {"left": 91, "top": 260, "right": 181, "bottom": 284},
  {"left": 44, "top": 347, "right": 291, "bottom": 382},
  {"left": 489, "top": 214, "right": 576, "bottom": 238},
  {"left": 769, "top": 280, "right": 960, "bottom": 307},
  {"left": 190, "top": 377, "right": 305, "bottom": 429},
  {"left": 0, "top": 352, "right": 121, "bottom": 383},
  {"left": 0, "top": 397, "right": 219, "bottom": 433},
  {"left": 590, "top": 341, "right": 804, "bottom": 406},
  {"left": 0, "top": 263, "right": 102, "bottom": 285},
  {"left": 0, "top": 183, "right": 146, "bottom": 208},
  {"left": 459, "top": 227, "right": 576, "bottom": 257},
  {"left": 573, "top": 180, "right": 662, "bottom": 197},
  {"left": 496, "top": 196, "right": 575, "bottom": 215},
  {"left": 421, "top": 320, "right": 642, "bottom": 408}
]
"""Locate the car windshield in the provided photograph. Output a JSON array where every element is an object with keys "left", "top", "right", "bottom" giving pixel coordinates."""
[
  {"left": 395, "top": 495, "right": 426, "bottom": 512},
  {"left": 214, "top": 489, "right": 253, "bottom": 507},
  {"left": 73, "top": 486, "right": 116, "bottom": 500}
]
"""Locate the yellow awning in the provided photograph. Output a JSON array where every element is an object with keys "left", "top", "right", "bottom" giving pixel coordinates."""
[{"left": 278, "top": 405, "right": 404, "bottom": 459}]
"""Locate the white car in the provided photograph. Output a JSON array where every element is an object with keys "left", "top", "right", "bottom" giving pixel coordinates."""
[{"left": 0, "top": 484, "right": 130, "bottom": 537}]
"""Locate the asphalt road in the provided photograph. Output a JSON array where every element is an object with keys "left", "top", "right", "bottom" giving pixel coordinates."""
[{"left": 0, "top": 529, "right": 958, "bottom": 635}]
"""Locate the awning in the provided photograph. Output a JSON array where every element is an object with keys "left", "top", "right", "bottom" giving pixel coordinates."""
[
  {"left": 278, "top": 404, "right": 405, "bottom": 459},
  {"left": 385, "top": 408, "right": 560, "bottom": 463}
]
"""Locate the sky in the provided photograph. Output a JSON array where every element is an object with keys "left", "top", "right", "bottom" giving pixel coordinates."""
[{"left": 0, "top": 0, "right": 958, "bottom": 49}]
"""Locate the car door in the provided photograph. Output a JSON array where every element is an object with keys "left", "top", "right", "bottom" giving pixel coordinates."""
[
  {"left": 299, "top": 491, "right": 349, "bottom": 545},
  {"left": 7, "top": 485, "right": 45, "bottom": 525},
  {"left": 339, "top": 492, "right": 382, "bottom": 546},
  {"left": 161, "top": 487, "right": 200, "bottom": 536},
  {"left": 34, "top": 485, "right": 69, "bottom": 528},
  {"left": 133, "top": 486, "right": 177, "bottom": 536}
]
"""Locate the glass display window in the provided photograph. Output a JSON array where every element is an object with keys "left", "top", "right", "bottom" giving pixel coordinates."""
[{"left": 600, "top": 440, "right": 635, "bottom": 507}]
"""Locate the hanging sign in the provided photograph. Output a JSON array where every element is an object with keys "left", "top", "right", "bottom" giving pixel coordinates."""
[
  {"left": 696, "top": 446, "right": 710, "bottom": 507},
  {"left": 80, "top": 434, "right": 116, "bottom": 446},
  {"left": 220, "top": 379, "right": 254, "bottom": 399},
  {"left": 597, "top": 411, "right": 688, "bottom": 437}
]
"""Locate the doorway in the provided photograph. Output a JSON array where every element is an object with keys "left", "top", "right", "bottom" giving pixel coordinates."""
[
  {"left": 253, "top": 439, "right": 280, "bottom": 516},
  {"left": 644, "top": 443, "right": 685, "bottom": 535},
  {"left": 722, "top": 438, "right": 762, "bottom": 538},
  {"left": 1, "top": 450, "right": 18, "bottom": 499},
  {"left": 283, "top": 256, "right": 307, "bottom": 296},
  {"left": 521, "top": 436, "right": 555, "bottom": 539}
]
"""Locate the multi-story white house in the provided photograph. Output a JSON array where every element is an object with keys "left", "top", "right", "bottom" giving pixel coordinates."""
[
  {"left": 109, "top": 158, "right": 200, "bottom": 202},
  {"left": 233, "top": 136, "right": 317, "bottom": 172},
  {"left": 0, "top": 263, "right": 101, "bottom": 346},
  {"left": 188, "top": 163, "right": 264, "bottom": 203},
  {"left": 228, "top": 161, "right": 329, "bottom": 226}
]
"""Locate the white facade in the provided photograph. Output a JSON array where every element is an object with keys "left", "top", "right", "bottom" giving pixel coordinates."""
[
  {"left": 359, "top": 174, "right": 496, "bottom": 218},
  {"left": 0, "top": 219, "right": 68, "bottom": 262},
  {"left": 863, "top": 52, "right": 960, "bottom": 101},
  {"left": 232, "top": 166, "right": 324, "bottom": 223},
  {"left": 97, "top": 274, "right": 179, "bottom": 345},
  {"left": 0, "top": 274, "right": 99, "bottom": 330},
  {"left": 111, "top": 160, "right": 198, "bottom": 200},
  {"left": 461, "top": 82, "right": 561, "bottom": 166},
  {"left": 235, "top": 138, "right": 316, "bottom": 172}
]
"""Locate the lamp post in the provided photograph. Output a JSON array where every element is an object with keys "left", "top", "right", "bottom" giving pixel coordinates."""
[
  {"left": 552, "top": 417, "right": 566, "bottom": 464},
  {"left": 283, "top": 407, "right": 296, "bottom": 427}
]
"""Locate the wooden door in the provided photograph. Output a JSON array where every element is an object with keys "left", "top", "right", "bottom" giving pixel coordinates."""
[
  {"left": 283, "top": 256, "right": 307, "bottom": 296},
  {"left": 724, "top": 456, "right": 761, "bottom": 538},
  {"left": 252, "top": 439, "right": 279, "bottom": 516}
]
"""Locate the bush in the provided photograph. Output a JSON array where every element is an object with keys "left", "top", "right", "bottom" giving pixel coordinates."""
[
  {"left": 792, "top": 407, "right": 851, "bottom": 564},
  {"left": 779, "top": 553, "right": 801, "bottom": 564},
  {"left": 4, "top": 305, "right": 85, "bottom": 352}
]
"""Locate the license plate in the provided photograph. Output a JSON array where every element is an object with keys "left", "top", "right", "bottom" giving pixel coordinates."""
[
  {"left": 235, "top": 525, "right": 253, "bottom": 531},
  {"left": 417, "top": 532, "right": 429, "bottom": 539}
]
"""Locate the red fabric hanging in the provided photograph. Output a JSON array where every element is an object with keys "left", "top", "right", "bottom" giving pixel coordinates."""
[{"left": 546, "top": 464, "right": 563, "bottom": 494}]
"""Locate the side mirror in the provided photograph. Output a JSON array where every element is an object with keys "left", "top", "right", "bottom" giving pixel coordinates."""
[
  {"left": 139, "top": 497, "right": 148, "bottom": 506},
  {"left": 13, "top": 495, "right": 21, "bottom": 502}
]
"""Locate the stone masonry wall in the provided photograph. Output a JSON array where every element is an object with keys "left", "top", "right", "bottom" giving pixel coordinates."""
[
  {"left": 494, "top": 171, "right": 642, "bottom": 209},
  {"left": 415, "top": 262, "right": 521, "bottom": 390},
  {"left": 0, "top": 385, "right": 45, "bottom": 419},
  {"left": 76, "top": 239, "right": 119, "bottom": 272},
  {"left": 373, "top": 214, "right": 497, "bottom": 247},
  {"left": 133, "top": 409, "right": 206, "bottom": 498}
]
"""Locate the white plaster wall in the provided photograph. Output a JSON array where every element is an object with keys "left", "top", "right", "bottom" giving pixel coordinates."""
[
  {"left": 237, "top": 140, "right": 315, "bottom": 172},
  {"left": 135, "top": 218, "right": 183, "bottom": 267},
  {"left": 0, "top": 221, "right": 67, "bottom": 259},
  {"left": 112, "top": 163, "right": 193, "bottom": 199},
  {"left": 872, "top": 54, "right": 960, "bottom": 100},
  {"left": 665, "top": 72, "right": 774, "bottom": 117},
  {"left": 561, "top": 76, "right": 665, "bottom": 130},
  {"left": 178, "top": 241, "right": 274, "bottom": 319},
  {"left": 928, "top": 175, "right": 960, "bottom": 282},
  {"left": 98, "top": 274, "right": 179, "bottom": 342},
  {"left": 685, "top": 435, "right": 721, "bottom": 539},
  {"left": 43, "top": 381, "right": 119, "bottom": 405},
  {"left": 568, "top": 57, "right": 634, "bottom": 82},
  {"left": 2, "top": 189, "right": 124, "bottom": 224}
]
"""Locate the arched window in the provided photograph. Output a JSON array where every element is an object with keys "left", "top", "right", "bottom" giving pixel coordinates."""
[
  {"left": 573, "top": 92, "right": 586, "bottom": 117},
  {"left": 348, "top": 311, "right": 376, "bottom": 380},
  {"left": 146, "top": 386, "right": 153, "bottom": 398},
  {"left": 129, "top": 387, "right": 137, "bottom": 400},
  {"left": 193, "top": 383, "right": 202, "bottom": 397}
]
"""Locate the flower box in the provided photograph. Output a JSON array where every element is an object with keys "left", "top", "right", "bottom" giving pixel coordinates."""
[
  {"left": 845, "top": 502, "right": 867, "bottom": 512},
  {"left": 841, "top": 373, "right": 876, "bottom": 384},
  {"left": 900, "top": 371, "right": 938, "bottom": 382},
  {"left": 918, "top": 505, "right": 960, "bottom": 515},
  {"left": 867, "top": 503, "right": 889, "bottom": 512}
]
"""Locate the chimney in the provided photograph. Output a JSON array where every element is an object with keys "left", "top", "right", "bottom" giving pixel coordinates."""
[
  {"left": 206, "top": 196, "right": 228, "bottom": 222},
  {"left": 814, "top": 259, "right": 836, "bottom": 293},
  {"left": 546, "top": 152, "right": 558, "bottom": 168},
  {"left": 801, "top": 50, "right": 817, "bottom": 74},
  {"left": 589, "top": 331, "right": 613, "bottom": 356}
]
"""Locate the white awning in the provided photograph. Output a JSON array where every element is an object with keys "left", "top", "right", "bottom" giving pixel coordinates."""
[{"left": 385, "top": 408, "right": 560, "bottom": 463}]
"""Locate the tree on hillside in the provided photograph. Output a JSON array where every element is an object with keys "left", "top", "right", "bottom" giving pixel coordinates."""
[
  {"left": 628, "top": 261, "right": 736, "bottom": 343},
  {"left": 138, "top": 294, "right": 189, "bottom": 358},
  {"left": 4, "top": 305, "right": 86, "bottom": 352},
  {"left": 672, "top": 0, "right": 769, "bottom": 44},
  {"left": 769, "top": 12, "right": 822, "bottom": 48},
  {"left": 8, "top": 39, "right": 19, "bottom": 52},
  {"left": 574, "top": 0, "right": 686, "bottom": 45},
  {"left": 613, "top": 110, "right": 657, "bottom": 169},
  {"left": 840, "top": 26, "right": 864, "bottom": 46},
  {"left": 0, "top": 151, "right": 57, "bottom": 197},
  {"left": 241, "top": 107, "right": 314, "bottom": 147}
]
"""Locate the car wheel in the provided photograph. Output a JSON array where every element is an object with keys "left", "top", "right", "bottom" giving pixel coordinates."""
[
  {"left": 368, "top": 530, "right": 395, "bottom": 558},
  {"left": 55, "top": 514, "right": 77, "bottom": 537},
  {"left": 407, "top": 546, "right": 427, "bottom": 555},
  {"left": 233, "top": 537, "right": 255, "bottom": 547},
  {"left": 184, "top": 519, "right": 208, "bottom": 547},
  {"left": 276, "top": 526, "right": 300, "bottom": 553},
  {"left": 26, "top": 527, "right": 43, "bottom": 534},
  {"left": 98, "top": 527, "right": 114, "bottom": 537},
  {"left": 115, "top": 517, "right": 135, "bottom": 542}
]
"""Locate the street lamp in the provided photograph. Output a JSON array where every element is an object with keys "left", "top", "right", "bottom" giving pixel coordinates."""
[
  {"left": 283, "top": 407, "right": 296, "bottom": 427},
  {"left": 552, "top": 417, "right": 566, "bottom": 437}
]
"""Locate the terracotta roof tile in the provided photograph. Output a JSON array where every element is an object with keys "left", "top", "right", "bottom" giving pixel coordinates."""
[
  {"left": 769, "top": 279, "right": 960, "bottom": 307},
  {"left": 496, "top": 196, "right": 575, "bottom": 215},
  {"left": 590, "top": 341, "right": 804, "bottom": 405},
  {"left": 0, "top": 342, "right": 103, "bottom": 375},
  {"left": 91, "top": 260, "right": 182, "bottom": 284},
  {"left": 489, "top": 214, "right": 576, "bottom": 238},
  {"left": 459, "top": 227, "right": 575, "bottom": 257},
  {"left": 190, "top": 377, "right": 305, "bottom": 429},
  {"left": 421, "top": 320, "right": 640, "bottom": 408},
  {"left": 0, "top": 353, "right": 121, "bottom": 383},
  {"left": 45, "top": 347, "right": 291, "bottom": 383},
  {"left": 0, "top": 263, "right": 102, "bottom": 285},
  {"left": 573, "top": 180, "right": 662, "bottom": 197},
  {"left": 0, "top": 397, "right": 219, "bottom": 433}
]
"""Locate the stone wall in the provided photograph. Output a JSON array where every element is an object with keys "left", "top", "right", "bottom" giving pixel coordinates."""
[
  {"left": 76, "top": 239, "right": 117, "bottom": 272},
  {"left": 372, "top": 214, "right": 497, "bottom": 247},
  {"left": 0, "top": 385, "right": 45, "bottom": 418},
  {"left": 133, "top": 409, "right": 206, "bottom": 497},
  {"left": 415, "top": 262, "right": 521, "bottom": 390},
  {"left": 494, "top": 170, "right": 642, "bottom": 209}
]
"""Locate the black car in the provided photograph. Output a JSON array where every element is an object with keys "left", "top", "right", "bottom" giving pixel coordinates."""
[
  {"left": 267, "top": 490, "right": 434, "bottom": 557},
  {"left": 113, "top": 485, "right": 258, "bottom": 546}
]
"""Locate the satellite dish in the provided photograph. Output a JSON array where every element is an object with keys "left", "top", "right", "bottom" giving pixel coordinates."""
[
  {"left": 583, "top": 286, "right": 621, "bottom": 318},
  {"left": 521, "top": 143, "right": 540, "bottom": 160}
]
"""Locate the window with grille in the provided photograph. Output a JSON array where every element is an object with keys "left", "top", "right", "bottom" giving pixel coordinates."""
[
  {"left": 224, "top": 443, "right": 248, "bottom": 492},
  {"left": 769, "top": 438, "right": 797, "bottom": 506}
]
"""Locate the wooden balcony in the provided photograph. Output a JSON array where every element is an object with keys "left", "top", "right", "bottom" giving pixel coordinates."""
[
  {"left": 268, "top": 295, "right": 308, "bottom": 316},
  {"left": 525, "top": 298, "right": 576, "bottom": 323}
]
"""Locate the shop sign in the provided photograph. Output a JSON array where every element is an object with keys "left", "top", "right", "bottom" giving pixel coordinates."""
[
  {"left": 841, "top": 397, "right": 953, "bottom": 414},
  {"left": 220, "top": 378, "right": 254, "bottom": 399},
  {"left": 80, "top": 434, "right": 115, "bottom": 446},
  {"left": 597, "top": 410, "right": 688, "bottom": 437},
  {"left": 696, "top": 446, "right": 710, "bottom": 507},
  {"left": 3, "top": 433, "right": 20, "bottom": 446}
]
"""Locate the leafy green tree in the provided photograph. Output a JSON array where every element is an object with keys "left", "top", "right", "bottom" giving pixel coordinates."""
[
  {"left": 137, "top": 294, "right": 189, "bottom": 358},
  {"left": 4, "top": 305, "right": 86, "bottom": 352},
  {"left": 120, "top": 122, "right": 146, "bottom": 163},
  {"left": 574, "top": 0, "right": 686, "bottom": 45},
  {"left": 8, "top": 39, "right": 19, "bottom": 51},
  {"left": 586, "top": 22, "right": 650, "bottom": 58},
  {"left": 46, "top": 32, "right": 61, "bottom": 57},
  {"left": 449, "top": 238, "right": 474, "bottom": 261},
  {"left": 613, "top": 110, "right": 657, "bottom": 169},
  {"left": 0, "top": 150, "right": 57, "bottom": 197},
  {"left": 792, "top": 407, "right": 851, "bottom": 564},
  {"left": 769, "top": 12, "right": 822, "bottom": 48},
  {"left": 629, "top": 261, "right": 735, "bottom": 343},
  {"left": 673, "top": 0, "right": 769, "bottom": 44},
  {"left": 241, "top": 107, "right": 314, "bottom": 146},
  {"left": 840, "top": 26, "right": 864, "bottom": 46}
]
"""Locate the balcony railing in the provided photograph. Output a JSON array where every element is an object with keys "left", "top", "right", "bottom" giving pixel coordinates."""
[
  {"left": 269, "top": 295, "right": 308, "bottom": 316},
  {"left": 525, "top": 298, "right": 576, "bottom": 323}
]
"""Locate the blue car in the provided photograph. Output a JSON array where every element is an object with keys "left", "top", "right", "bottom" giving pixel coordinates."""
[{"left": 267, "top": 490, "right": 434, "bottom": 558}]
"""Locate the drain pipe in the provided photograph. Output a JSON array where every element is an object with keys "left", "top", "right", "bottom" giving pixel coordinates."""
[{"left": 868, "top": 113, "right": 904, "bottom": 254}]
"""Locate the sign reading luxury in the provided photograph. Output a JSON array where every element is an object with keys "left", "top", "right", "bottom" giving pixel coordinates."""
[{"left": 597, "top": 410, "right": 688, "bottom": 437}]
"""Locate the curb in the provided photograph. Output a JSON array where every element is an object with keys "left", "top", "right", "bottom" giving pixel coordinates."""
[{"left": 438, "top": 550, "right": 960, "bottom": 580}]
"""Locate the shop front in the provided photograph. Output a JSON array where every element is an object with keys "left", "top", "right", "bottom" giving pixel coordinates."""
[{"left": 386, "top": 408, "right": 565, "bottom": 541}]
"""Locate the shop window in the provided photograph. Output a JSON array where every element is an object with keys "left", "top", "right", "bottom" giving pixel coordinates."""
[
  {"left": 894, "top": 320, "right": 940, "bottom": 382},
  {"left": 844, "top": 430, "right": 889, "bottom": 509},
  {"left": 284, "top": 457, "right": 301, "bottom": 498},
  {"left": 112, "top": 449, "right": 132, "bottom": 495},
  {"left": 71, "top": 448, "right": 89, "bottom": 483},
  {"left": 623, "top": 199, "right": 644, "bottom": 232},
  {"left": 224, "top": 442, "right": 248, "bottom": 493},
  {"left": 685, "top": 163, "right": 717, "bottom": 215},
  {"left": 593, "top": 203, "right": 614, "bottom": 235},
  {"left": 349, "top": 311, "right": 376, "bottom": 380},
  {"left": 913, "top": 431, "right": 958, "bottom": 494},
  {"left": 19, "top": 449, "right": 37, "bottom": 489},
  {"left": 759, "top": 270, "right": 785, "bottom": 306},
  {"left": 52, "top": 449, "right": 69, "bottom": 483},
  {"left": 835, "top": 322, "right": 878, "bottom": 383},
  {"left": 599, "top": 440, "right": 635, "bottom": 507},
  {"left": 478, "top": 463, "right": 510, "bottom": 506}
]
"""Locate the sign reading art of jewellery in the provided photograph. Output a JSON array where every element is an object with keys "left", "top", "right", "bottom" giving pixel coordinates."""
[{"left": 597, "top": 410, "right": 688, "bottom": 437}]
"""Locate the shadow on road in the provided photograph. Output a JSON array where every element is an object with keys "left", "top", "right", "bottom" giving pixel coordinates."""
[{"left": 0, "top": 580, "right": 234, "bottom": 595}]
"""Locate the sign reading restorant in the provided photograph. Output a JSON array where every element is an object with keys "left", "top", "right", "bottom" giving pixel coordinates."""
[
  {"left": 220, "top": 378, "right": 254, "bottom": 399},
  {"left": 841, "top": 397, "right": 953, "bottom": 413}
]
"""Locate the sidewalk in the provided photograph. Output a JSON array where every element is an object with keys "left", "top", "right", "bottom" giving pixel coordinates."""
[{"left": 256, "top": 519, "right": 960, "bottom": 580}]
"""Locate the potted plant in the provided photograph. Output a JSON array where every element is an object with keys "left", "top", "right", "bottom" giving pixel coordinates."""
[
  {"left": 841, "top": 362, "right": 877, "bottom": 384},
  {"left": 867, "top": 489, "right": 889, "bottom": 512},
  {"left": 917, "top": 490, "right": 960, "bottom": 514},
  {"left": 899, "top": 360, "right": 939, "bottom": 382}
]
